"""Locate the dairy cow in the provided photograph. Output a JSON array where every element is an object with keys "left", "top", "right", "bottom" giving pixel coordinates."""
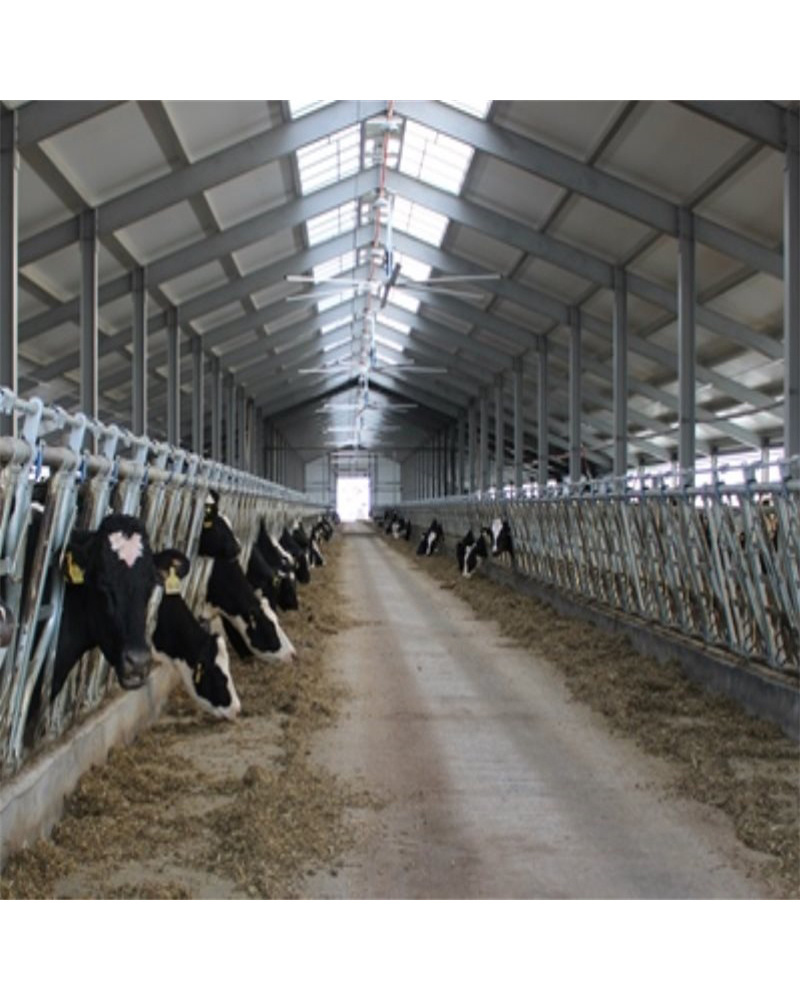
[
  {"left": 489, "top": 518, "right": 513, "bottom": 558},
  {"left": 22, "top": 512, "right": 160, "bottom": 722},
  {"left": 456, "top": 529, "right": 490, "bottom": 578},
  {"left": 200, "top": 498, "right": 295, "bottom": 663},
  {"left": 416, "top": 519, "right": 444, "bottom": 556},
  {"left": 152, "top": 549, "right": 241, "bottom": 720},
  {"left": 279, "top": 526, "right": 311, "bottom": 584}
]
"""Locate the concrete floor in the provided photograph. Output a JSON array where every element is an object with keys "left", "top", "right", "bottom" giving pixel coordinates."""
[{"left": 304, "top": 523, "right": 771, "bottom": 900}]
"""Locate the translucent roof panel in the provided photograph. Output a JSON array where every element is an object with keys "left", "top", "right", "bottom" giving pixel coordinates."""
[
  {"left": 321, "top": 314, "right": 352, "bottom": 335},
  {"left": 440, "top": 100, "right": 493, "bottom": 119},
  {"left": 378, "top": 314, "right": 411, "bottom": 336},
  {"left": 400, "top": 120, "right": 476, "bottom": 195},
  {"left": 392, "top": 196, "right": 449, "bottom": 247},
  {"left": 323, "top": 335, "right": 353, "bottom": 353},
  {"left": 306, "top": 201, "right": 357, "bottom": 246},
  {"left": 375, "top": 333, "right": 405, "bottom": 353},
  {"left": 288, "top": 100, "right": 335, "bottom": 119},
  {"left": 296, "top": 125, "right": 360, "bottom": 195},
  {"left": 313, "top": 250, "right": 356, "bottom": 282},
  {"left": 317, "top": 287, "right": 355, "bottom": 312}
]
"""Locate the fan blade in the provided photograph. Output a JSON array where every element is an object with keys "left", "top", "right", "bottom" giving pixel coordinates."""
[
  {"left": 406, "top": 273, "right": 501, "bottom": 284},
  {"left": 375, "top": 365, "right": 447, "bottom": 374},
  {"left": 285, "top": 275, "right": 360, "bottom": 286},
  {"left": 396, "top": 284, "right": 486, "bottom": 300}
]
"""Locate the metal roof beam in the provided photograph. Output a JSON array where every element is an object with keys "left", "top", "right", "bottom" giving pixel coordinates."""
[
  {"left": 19, "top": 171, "right": 380, "bottom": 341},
  {"left": 398, "top": 100, "right": 782, "bottom": 277},
  {"left": 15, "top": 101, "right": 124, "bottom": 147},
  {"left": 19, "top": 100, "right": 386, "bottom": 266},
  {"left": 676, "top": 101, "right": 788, "bottom": 150},
  {"left": 29, "top": 227, "right": 374, "bottom": 383}
]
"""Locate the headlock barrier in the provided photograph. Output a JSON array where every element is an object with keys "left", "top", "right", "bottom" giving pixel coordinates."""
[
  {"left": 0, "top": 388, "right": 323, "bottom": 780},
  {"left": 395, "top": 459, "right": 800, "bottom": 690}
]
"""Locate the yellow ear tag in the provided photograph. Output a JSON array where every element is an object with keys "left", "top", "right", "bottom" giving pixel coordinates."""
[
  {"left": 165, "top": 565, "right": 182, "bottom": 595},
  {"left": 65, "top": 551, "right": 85, "bottom": 585},
  {"left": 193, "top": 664, "right": 204, "bottom": 686}
]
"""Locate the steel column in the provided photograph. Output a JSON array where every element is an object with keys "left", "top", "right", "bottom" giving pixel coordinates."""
[
  {"left": 513, "top": 357, "right": 523, "bottom": 490},
  {"left": 479, "top": 391, "right": 489, "bottom": 492},
  {"left": 569, "top": 309, "right": 582, "bottom": 482},
  {"left": 166, "top": 307, "right": 180, "bottom": 446},
  {"left": 79, "top": 209, "right": 98, "bottom": 420},
  {"left": 457, "top": 413, "right": 465, "bottom": 494},
  {"left": 468, "top": 403, "right": 477, "bottom": 492},
  {"left": 211, "top": 356, "right": 222, "bottom": 461},
  {"left": 613, "top": 267, "right": 628, "bottom": 478},
  {"left": 538, "top": 337, "right": 549, "bottom": 488},
  {"left": 191, "top": 335, "right": 204, "bottom": 456},
  {"left": 494, "top": 376, "right": 504, "bottom": 490},
  {"left": 131, "top": 267, "right": 147, "bottom": 436},
  {"left": 678, "top": 208, "right": 696, "bottom": 481},
  {"left": 785, "top": 109, "right": 800, "bottom": 460},
  {"left": 225, "top": 376, "right": 235, "bottom": 465},
  {"left": 237, "top": 386, "right": 246, "bottom": 469},
  {"left": 0, "top": 108, "right": 18, "bottom": 436}
]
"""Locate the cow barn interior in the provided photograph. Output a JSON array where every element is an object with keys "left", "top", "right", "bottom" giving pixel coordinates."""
[{"left": 0, "top": 87, "right": 799, "bottom": 980}]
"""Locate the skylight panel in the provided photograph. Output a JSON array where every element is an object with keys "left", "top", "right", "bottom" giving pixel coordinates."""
[
  {"left": 377, "top": 315, "right": 410, "bottom": 336},
  {"left": 391, "top": 195, "right": 448, "bottom": 247},
  {"left": 288, "top": 100, "right": 335, "bottom": 119},
  {"left": 321, "top": 315, "right": 352, "bottom": 335},
  {"left": 376, "top": 350, "right": 404, "bottom": 366},
  {"left": 440, "top": 100, "right": 492, "bottom": 119},
  {"left": 375, "top": 333, "right": 405, "bottom": 353},
  {"left": 317, "top": 288, "right": 355, "bottom": 312},
  {"left": 399, "top": 120, "right": 475, "bottom": 195},
  {"left": 313, "top": 250, "right": 356, "bottom": 282},
  {"left": 386, "top": 287, "right": 421, "bottom": 314},
  {"left": 323, "top": 335, "right": 353, "bottom": 353},
  {"left": 296, "top": 125, "right": 361, "bottom": 195},
  {"left": 394, "top": 252, "right": 431, "bottom": 282},
  {"left": 306, "top": 201, "right": 357, "bottom": 246}
]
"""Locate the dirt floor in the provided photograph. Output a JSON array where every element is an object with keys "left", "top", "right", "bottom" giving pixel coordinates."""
[
  {"left": 1, "top": 524, "right": 798, "bottom": 899},
  {"left": 385, "top": 533, "right": 799, "bottom": 899}
]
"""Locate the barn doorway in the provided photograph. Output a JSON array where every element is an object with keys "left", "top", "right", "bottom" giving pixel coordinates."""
[{"left": 336, "top": 476, "right": 371, "bottom": 522}]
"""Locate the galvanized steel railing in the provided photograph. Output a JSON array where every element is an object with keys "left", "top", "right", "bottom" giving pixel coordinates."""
[
  {"left": 396, "top": 460, "right": 800, "bottom": 679},
  {"left": 0, "top": 389, "right": 323, "bottom": 778}
]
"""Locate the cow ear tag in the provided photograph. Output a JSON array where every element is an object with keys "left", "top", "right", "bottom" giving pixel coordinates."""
[
  {"left": 165, "top": 565, "right": 182, "bottom": 595},
  {"left": 65, "top": 551, "right": 85, "bottom": 585}
]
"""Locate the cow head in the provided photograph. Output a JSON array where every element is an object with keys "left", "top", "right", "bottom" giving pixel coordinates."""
[
  {"left": 489, "top": 518, "right": 513, "bottom": 557},
  {"left": 63, "top": 513, "right": 158, "bottom": 690},
  {"left": 199, "top": 494, "right": 240, "bottom": 561}
]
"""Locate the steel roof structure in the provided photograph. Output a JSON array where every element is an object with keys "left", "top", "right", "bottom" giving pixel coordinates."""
[{"left": 1, "top": 99, "right": 798, "bottom": 483}]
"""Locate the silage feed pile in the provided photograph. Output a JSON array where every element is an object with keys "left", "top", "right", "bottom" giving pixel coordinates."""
[
  {"left": 389, "top": 533, "right": 800, "bottom": 900},
  {"left": 0, "top": 535, "right": 374, "bottom": 900}
]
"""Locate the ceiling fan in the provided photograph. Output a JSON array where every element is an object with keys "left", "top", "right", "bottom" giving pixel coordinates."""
[
  {"left": 298, "top": 358, "right": 446, "bottom": 376},
  {"left": 286, "top": 265, "right": 500, "bottom": 304}
]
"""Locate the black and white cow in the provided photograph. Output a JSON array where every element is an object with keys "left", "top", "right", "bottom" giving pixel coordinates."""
[
  {"left": 456, "top": 529, "right": 490, "bottom": 578},
  {"left": 279, "top": 526, "right": 311, "bottom": 584},
  {"left": 488, "top": 518, "right": 513, "bottom": 558},
  {"left": 253, "top": 522, "right": 299, "bottom": 611},
  {"left": 33, "top": 513, "right": 160, "bottom": 703},
  {"left": 416, "top": 519, "right": 444, "bottom": 557},
  {"left": 200, "top": 500, "right": 296, "bottom": 663},
  {"left": 152, "top": 549, "right": 241, "bottom": 720}
]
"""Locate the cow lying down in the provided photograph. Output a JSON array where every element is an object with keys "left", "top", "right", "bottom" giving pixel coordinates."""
[{"left": 152, "top": 549, "right": 241, "bottom": 721}]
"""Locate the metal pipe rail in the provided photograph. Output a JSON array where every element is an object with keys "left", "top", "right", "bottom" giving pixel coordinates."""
[
  {"left": 395, "top": 457, "right": 800, "bottom": 679},
  {"left": 0, "top": 388, "right": 324, "bottom": 778}
]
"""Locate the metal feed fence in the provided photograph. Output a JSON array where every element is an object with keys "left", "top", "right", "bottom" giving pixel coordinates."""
[
  {"left": 0, "top": 389, "right": 323, "bottom": 778},
  {"left": 396, "top": 461, "right": 800, "bottom": 679}
]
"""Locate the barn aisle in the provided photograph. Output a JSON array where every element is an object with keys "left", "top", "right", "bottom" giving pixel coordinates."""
[{"left": 304, "top": 523, "right": 770, "bottom": 900}]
